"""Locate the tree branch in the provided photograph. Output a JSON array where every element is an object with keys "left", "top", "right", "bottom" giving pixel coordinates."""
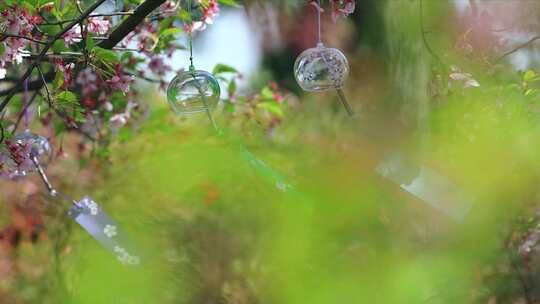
[
  {"left": 98, "top": 0, "right": 166, "bottom": 49},
  {"left": 0, "top": 71, "right": 55, "bottom": 97}
]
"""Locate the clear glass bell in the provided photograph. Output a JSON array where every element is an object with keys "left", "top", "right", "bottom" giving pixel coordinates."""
[
  {"left": 1, "top": 131, "right": 53, "bottom": 176},
  {"left": 167, "top": 70, "right": 221, "bottom": 115},
  {"left": 294, "top": 43, "right": 349, "bottom": 92}
]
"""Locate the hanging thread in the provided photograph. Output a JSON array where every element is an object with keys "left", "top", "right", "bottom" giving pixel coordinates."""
[
  {"left": 187, "top": 0, "right": 195, "bottom": 72},
  {"left": 317, "top": 0, "right": 322, "bottom": 46}
]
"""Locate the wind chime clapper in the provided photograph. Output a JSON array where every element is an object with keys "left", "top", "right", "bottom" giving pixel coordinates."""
[
  {"left": 7, "top": 131, "right": 142, "bottom": 266},
  {"left": 294, "top": 0, "right": 356, "bottom": 118}
]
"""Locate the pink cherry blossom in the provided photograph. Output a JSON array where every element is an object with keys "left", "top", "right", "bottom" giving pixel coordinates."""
[
  {"left": 331, "top": 0, "right": 356, "bottom": 22},
  {"left": 148, "top": 57, "right": 171, "bottom": 76},
  {"left": 159, "top": 1, "right": 178, "bottom": 17},
  {"left": 109, "top": 113, "right": 129, "bottom": 128},
  {"left": 76, "top": 67, "right": 99, "bottom": 96},
  {"left": 202, "top": 0, "right": 219, "bottom": 24},
  {"left": 87, "top": 17, "right": 110, "bottom": 35},
  {"left": 106, "top": 65, "right": 134, "bottom": 95},
  {"left": 63, "top": 26, "right": 82, "bottom": 46},
  {"left": 183, "top": 0, "right": 220, "bottom": 33},
  {"left": 107, "top": 75, "right": 134, "bottom": 95},
  {"left": 0, "top": 6, "right": 41, "bottom": 71}
]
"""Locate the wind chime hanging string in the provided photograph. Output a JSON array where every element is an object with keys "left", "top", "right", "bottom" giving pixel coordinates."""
[
  {"left": 294, "top": 0, "right": 356, "bottom": 117},
  {"left": 2, "top": 130, "right": 141, "bottom": 266}
]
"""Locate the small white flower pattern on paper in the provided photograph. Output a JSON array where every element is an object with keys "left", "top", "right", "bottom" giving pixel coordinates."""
[
  {"left": 114, "top": 246, "right": 140, "bottom": 266},
  {"left": 276, "top": 181, "right": 290, "bottom": 192},
  {"left": 87, "top": 201, "right": 99, "bottom": 215},
  {"left": 80, "top": 197, "right": 99, "bottom": 215},
  {"left": 127, "top": 256, "right": 141, "bottom": 265},
  {"left": 103, "top": 224, "right": 117, "bottom": 238}
]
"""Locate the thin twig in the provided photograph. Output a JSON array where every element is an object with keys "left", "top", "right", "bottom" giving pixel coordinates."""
[
  {"left": 0, "top": 33, "right": 48, "bottom": 45},
  {"left": 496, "top": 35, "right": 540, "bottom": 62},
  {"left": 11, "top": 90, "right": 40, "bottom": 135},
  {"left": 42, "top": 12, "right": 135, "bottom": 25},
  {"left": 112, "top": 47, "right": 144, "bottom": 52},
  {"left": 36, "top": 65, "right": 53, "bottom": 108},
  {"left": 124, "top": 71, "right": 161, "bottom": 83},
  {"left": 0, "top": 120, "right": 4, "bottom": 144},
  {"left": 80, "top": 22, "right": 90, "bottom": 67},
  {"left": 419, "top": 0, "right": 443, "bottom": 65},
  {"left": 0, "top": 72, "right": 55, "bottom": 97},
  {"left": 75, "top": 0, "right": 84, "bottom": 14}
]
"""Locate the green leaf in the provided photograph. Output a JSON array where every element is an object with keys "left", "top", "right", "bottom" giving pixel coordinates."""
[
  {"left": 224, "top": 101, "right": 235, "bottom": 113},
  {"left": 56, "top": 91, "right": 78, "bottom": 104},
  {"left": 73, "top": 108, "right": 86, "bottom": 123},
  {"left": 261, "top": 86, "right": 274, "bottom": 100},
  {"left": 228, "top": 79, "right": 237, "bottom": 96},
  {"left": 86, "top": 34, "right": 94, "bottom": 50},
  {"left": 524, "top": 70, "right": 539, "bottom": 82},
  {"left": 109, "top": 91, "right": 128, "bottom": 109},
  {"left": 54, "top": 119, "right": 67, "bottom": 134},
  {"left": 0, "top": 43, "right": 5, "bottom": 57},
  {"left": 21, "top": 1, "right": 36, "bottom": 13},
  {"left": 53, "top": 70, "right": 64, "bottom": 90},
  {"left": 52, "top": 40, "right": 67, "bottom": 53},
  {"left": 159, "top": 18, "right": 174, "bottom": 30},
  {"left": 212, "top": 63, "right": 238, "bottom": 75},
  {"left": 525, "top": 88, "right": 538, "bottom": 97},
  {"left": 218, "top": 0, "right": 241, "bottom": 7},
  {"left": 93, "top": 47, "right": 119, "bottom": 63},
  {"left": 257, "top": 101, "right": 284, "bottom": 118},
  {"left": 121, "top": 51, "right": 135, "bottom": 64},
  {"left": 160, "top": 28, "right": 181, "bottom": 36}
]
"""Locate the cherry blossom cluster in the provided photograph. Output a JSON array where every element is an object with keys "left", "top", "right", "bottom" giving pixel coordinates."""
[
  {"left": 330, "top": 0, "right": 356, "bottom": 21},
  {"left": 184, "top": 0, "right": 220, "bottom": 32},
  {"left": 73, "top": 63, "right": 138, "bottom": 131},
  {"left": 63, "top": 17, "right": 111, "bottom": 46},
  {"left": 0, "top": 5, "right": 42, "bottom": 79},
  {"left": 120, "top": 22, "right": 158, "bottom": 54},
  {"left": 309, "top": 0, "right": 356, "bottom": 21},
  {"left": 1, "top": 139, "right": 32, "bottom": 175}
]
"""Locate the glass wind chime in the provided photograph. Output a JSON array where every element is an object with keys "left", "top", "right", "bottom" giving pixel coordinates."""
[
  {"left": 167, "top": 0, "right": 221, "bottom": 132},
  {"left": 294, "top": 0, "right": 355, "bottom": 117},
  {"left": 1, "top": 131, "right": 140, "bottom": 266},
  {"left": 165, "top": 2, "right": 296, "bottom": 193}
]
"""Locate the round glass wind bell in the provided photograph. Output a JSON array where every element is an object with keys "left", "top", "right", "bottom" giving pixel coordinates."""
[
  {"left": 166, "top": 0, "right": 221, "bottom": 131},
  {"left": 293, "top": 0, "right": 355, "bottom": 117},
  {"left": 1, "top": 130, "right": 53, "bottom": 177}
]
